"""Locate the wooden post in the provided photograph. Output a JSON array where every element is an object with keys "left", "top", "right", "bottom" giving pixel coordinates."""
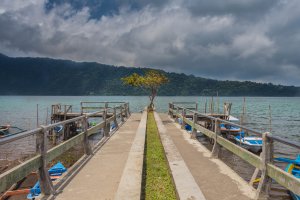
[
  {"left": 37, "top": 127, "right": 55, "bottom": 195},
  {"left": 191, "top": 113, "right": 197, "bottom": 139},
  {"left": 211, "top": 119, "right": 220, "bottom": 158},
  {"left": 168, "top": 103, "right": 172, "bottom": 115},
  {"left": 120, "top": 106, "right": 124, "bottom": 122},
  {"left": 82, "top": 116, "right": 92, "bottom": 155},
  {"left": 80, "top": 102, "right": 83, "bottom": 115},
  {"left": 255, "top": 132, "right": 273, "bottom": 199},
  {"left": 195, "top": 103, "right": 198, "bottom": 112},
  {"left": 181, "top": 109, "right": 186, "bottom": 129},
  {"left": 124, "top": 103, "right": 129, "bottom": 118},
  {"left": 127, "top": 103, "right": 130, "bottom": 115},
  {"left": 103, "top": 108, "right": 110, "bottom": 137},
  {"left": 176, "top": 107, "right": 179, "bottom": 122},
  {"left": 36, "top": 104, "right": 39, "bottom": 128},
  {"left": 113, "top": 107, "right": 119, "bottom": 129}
]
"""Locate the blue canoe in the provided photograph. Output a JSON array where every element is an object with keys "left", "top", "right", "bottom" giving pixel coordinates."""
[
  {"left": 285, "top": 154, "right": 300, "bottom": 200},
  {"left": 276, "top": 155, "right": 300, "bottom": 200},
  {"left": 234, "top": 132, "right": 263, "bottom": 153},
  {"left": 27, "top": 162, "right": 67, "bottom": 199}
]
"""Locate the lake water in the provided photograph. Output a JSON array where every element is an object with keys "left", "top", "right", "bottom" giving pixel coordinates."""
[{"left": 0, "top": 96, "right": 300, "bottom": 199}]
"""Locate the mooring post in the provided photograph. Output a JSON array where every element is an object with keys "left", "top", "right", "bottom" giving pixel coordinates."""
[
  {"left": 255, "top": 132, "right": 273, "bottom": 199},
  {"left": 113, "top": 107, "right": 119, "bottom": 129},
  {"left": 176, "top": 107, "right": 179, "bottom": 122},
  {"left": 120, "top": 106, "right": 124, "bottom": 122},
  {"left": 195, "top": 102, "right": 198, "bottom": 112},
  {"left": 124, "top": 103, "right": 129, "bottom": 118},
  {"left": 127, "top": 102, "right": 130, "bottom": 116},
  {"left": 82, "top": 116, "right": 92, "bottom": 155},
  {"left": 80, "top": 101, "right": 83, "bottom": 115},
  {"left": 37, "top": 126, "right": 55, "bottom": 195},
  {"left": 211, "top": 119, "right": 221, "bottom": 158},
  {"left": 181, "top": 108, "right": 186, "bottom": 129},
  {"left": 191, "top": 113, "right": 197, "bottom": 139},
  {"left": 168, "top": 103, "right": 172, "bottom": 116},
  {"left": 103, "top": 108, "right": 110, "bottom": 137}
]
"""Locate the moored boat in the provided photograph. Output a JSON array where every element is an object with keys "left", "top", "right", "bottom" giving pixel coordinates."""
[
  {"left": 0, "top": 125, "right": 26, "bottom": 138},
  {"left": 234, "top": 133, "right": 263, "bottom": 153},
  {"left": 27, "top": 162, "right": 67, "bottom": 199},
  {"left": 275, "top": 155, "right": 300, "bottom": 200}
]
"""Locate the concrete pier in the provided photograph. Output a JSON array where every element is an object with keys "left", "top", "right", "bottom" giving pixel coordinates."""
[
  {"left": 55, "top": 113, "right": 146, "bottom": 200},
  {"left": 157, "top": 113, "right": 256, "bottom": 200}
]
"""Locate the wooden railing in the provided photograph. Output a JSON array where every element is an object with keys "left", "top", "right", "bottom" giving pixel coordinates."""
[
  {"left": 0, "top": 102, "right": 130, "bottom": 196},
  {"left": 169, "top": 102, "right": 300, "bottom": 199}
]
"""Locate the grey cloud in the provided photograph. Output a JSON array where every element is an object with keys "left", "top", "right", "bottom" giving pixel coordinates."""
[{"left": 0, "top": 0, "right": 300, "bottom": 86}]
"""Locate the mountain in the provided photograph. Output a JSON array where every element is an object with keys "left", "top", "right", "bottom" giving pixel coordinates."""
[{"left": 0, "top": 53, "right": 299, "bottom": 96}]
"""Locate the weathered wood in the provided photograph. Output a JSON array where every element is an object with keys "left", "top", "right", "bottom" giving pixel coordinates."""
[
  {"left": 217, "top": 136, "right": 262, "bottom": 169},
  {"left": 181, "top": 109, "right": 186, "bottom": 129},
  {"left": 0, "top": 156, "right": 41, "bottom": 193},
  {"left": 46, "top": 132, "right": 85, "bottom": 163},
  {"left": 113, "top": 108, "right": 119, "bottom": 129},
  {"left": 211, "top": 119, "right": 220, "bottom": 158},
  {"left": 120, "top": 106, "right": 124, "bottom": 122},
  {"left": 191, "top": 113, "right": 197, "bottom": 139},
  {"left": 255, "top": 132, "right": 273, "bottom": 199},
  {"left": 82, "top": 117, "right": 92, "bottom": 155},
  {"left": 267, "top": 163, "right": 300, "bottom": 196},
  {"left": 37, "top": 127, "right": 55, "bottom": 195}
]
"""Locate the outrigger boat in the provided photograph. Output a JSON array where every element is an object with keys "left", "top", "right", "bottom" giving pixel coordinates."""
[
  {"left": 220, "top": 116, "right": 263, "bottom": 153},
  {"left": 275, "top": 155, "right": 300, "bottom": 200},
  {"left": 233, "top": 132, "right": 263, "bottom": 153},
  {"left": 27, "top": 162, "right": 67, "bottom": 199},
  {"left": 0, "top": 125, "right": 26, "bottom": 138}
]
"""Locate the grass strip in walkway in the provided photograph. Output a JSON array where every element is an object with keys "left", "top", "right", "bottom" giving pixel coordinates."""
[{"left": 143, "top": 111, "right": 176, "bottom": 200}]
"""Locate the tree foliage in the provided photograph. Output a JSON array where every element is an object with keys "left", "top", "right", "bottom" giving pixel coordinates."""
[{"left": 121, "top": 70, "right": 169, "bottom": 108}]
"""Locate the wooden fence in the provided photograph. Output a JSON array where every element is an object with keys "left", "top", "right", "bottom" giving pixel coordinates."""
[
  {"left": 169, "top": 102, "right": 300, "bottom": 199},
  {"left": 0, "top": 102, "right": 130, "bottom": 196}
]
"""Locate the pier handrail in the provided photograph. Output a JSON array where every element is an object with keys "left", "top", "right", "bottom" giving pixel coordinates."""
[
  {"left": 0, "top": 102, "right": 130, "bottom": 196},
  {"left": 169, "top": 102, "right": 300, "bottom": 198}
]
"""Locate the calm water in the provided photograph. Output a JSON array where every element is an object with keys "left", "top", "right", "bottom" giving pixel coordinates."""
[{"left": 0, "top": 96, "right": 300, "bottom": 199}]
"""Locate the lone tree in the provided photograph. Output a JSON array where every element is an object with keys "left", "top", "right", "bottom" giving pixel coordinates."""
[{"left": 121, "top": 70, "right": 168, "bottom": 110}]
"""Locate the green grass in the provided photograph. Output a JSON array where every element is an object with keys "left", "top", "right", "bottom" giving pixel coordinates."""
[{"left": 143, "top": 111, "right": 177, "bottom": 200}]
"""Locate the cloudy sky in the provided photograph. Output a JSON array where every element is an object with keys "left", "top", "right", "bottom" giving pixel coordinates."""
[{"left": 1, "top": 0, "right": 300, "bottom": 86}]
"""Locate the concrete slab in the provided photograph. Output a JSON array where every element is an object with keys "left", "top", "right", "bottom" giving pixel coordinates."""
[
  {"left": 55, "top": 113, "right": 142, "bottom": 200},
  {"left": 159, "top": 113, "right": 256, "bottom": 200},
  {"left": 115, "top": 110, "right": 147, "bottom": 200},
  {"left": 154, "top": 112, "right": 206, "bottom": 200}
]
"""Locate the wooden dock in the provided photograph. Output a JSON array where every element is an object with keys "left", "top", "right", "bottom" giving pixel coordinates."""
[{"left": 1, "top": 101, "right": 300, "bottom": 200}]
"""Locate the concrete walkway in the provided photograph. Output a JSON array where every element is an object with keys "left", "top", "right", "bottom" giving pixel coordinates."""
[
  {"left": 158, "top": 113, "right": 256, "bottom": 200},
  {"left": 55, "top": 113, "right": 145, "bottom": 200}
]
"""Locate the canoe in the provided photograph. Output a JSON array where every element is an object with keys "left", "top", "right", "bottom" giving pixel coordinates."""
[
  {"left": 276, "top": 155, "right": 300, "bottom": 200},
  {"left": 234, "top": 133, "right": 262, "bottom": 153},
  {"left": 0, "top": 126, "right": 26, "bottom": 138},
  {"left": 27, "top": 162, "right": 67, "bottom": 199}
]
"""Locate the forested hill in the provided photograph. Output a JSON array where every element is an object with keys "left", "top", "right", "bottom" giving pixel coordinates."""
[{"left": 0, "top": 53, "right": 299, "bottom": 96}]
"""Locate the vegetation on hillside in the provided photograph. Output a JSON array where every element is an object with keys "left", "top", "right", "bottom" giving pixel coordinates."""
[{"left": 0, "top": 53, "right": 299, "bottom": 96}]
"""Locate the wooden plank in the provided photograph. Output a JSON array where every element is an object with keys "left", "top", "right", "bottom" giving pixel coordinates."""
[
  {"left": 87, "top": 122, "right": 105, "bottom": 136},
  {"left": 194, "top": 123, "right": 216, "bottom": 138},
  {"left": 0, "top": 155, "right": 41, "bottom": 193},
  {"left": 217, "top": 136, "right": 261, "bottom": 169},
  {"left": 46, "top": 132, "right": 85, "bottom": 163},
  {"left": 267, "top": 164, "right": 300, "bottom": 196},
  {"left": 107, "top": 116, "right": 115, "bottom": 124}
]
